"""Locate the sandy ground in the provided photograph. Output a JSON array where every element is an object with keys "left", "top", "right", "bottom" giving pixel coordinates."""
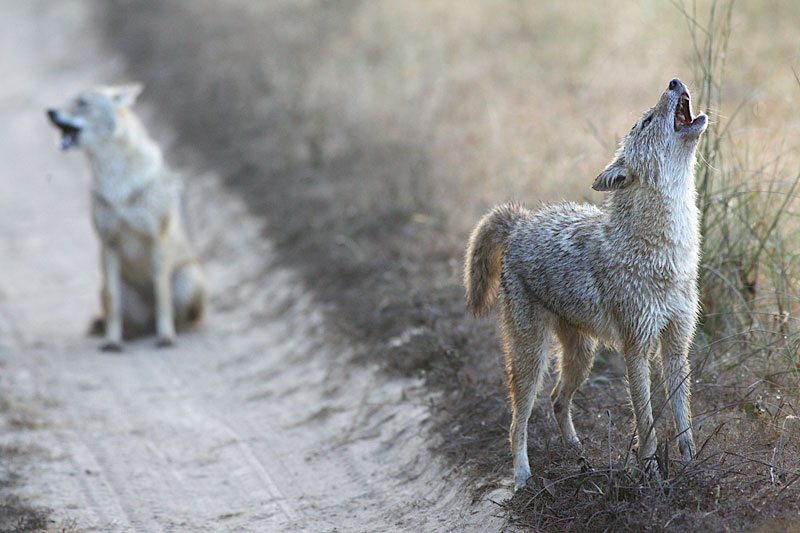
[{"left": 0, "top": 1, "right": 506, "bottom": 531}]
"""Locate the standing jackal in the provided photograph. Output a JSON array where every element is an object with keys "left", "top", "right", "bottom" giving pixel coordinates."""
[
  {"left": 47, "top": 84, "right": 206, "bottom": 351},
  {"left": 464, "top": 78, "right": 707, "bottom": 491}
]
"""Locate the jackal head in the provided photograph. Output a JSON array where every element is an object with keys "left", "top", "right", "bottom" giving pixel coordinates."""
[
  {"left": 46, "top": 84, "right": 143, "bottom": 150},
  {"left": 593, "top": 78, "right": 707, "bottom": 192}
]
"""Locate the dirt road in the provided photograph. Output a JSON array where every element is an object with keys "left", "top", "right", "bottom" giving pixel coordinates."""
[{"left": 0, "top": 1, "right": 505, "bottom": 531}]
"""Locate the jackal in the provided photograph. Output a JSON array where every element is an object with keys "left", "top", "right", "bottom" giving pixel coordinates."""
[
  {"left": 47, "top": 84, "right": 206, "bottom": 351},
  {"left": 464, "top": 78, "right": 707, "bottom": 490}
]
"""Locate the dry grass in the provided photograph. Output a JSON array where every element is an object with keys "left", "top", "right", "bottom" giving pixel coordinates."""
[{"left": 101, "top": 0, "right": 800, "bottom": 530}]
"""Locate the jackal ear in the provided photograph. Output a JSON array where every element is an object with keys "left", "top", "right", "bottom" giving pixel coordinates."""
[
  {"left": 110, "top": 83, "right": 143, "bottom": 108},
  {"left": 592, "top": 156, "right": 629, "bottom": 191}
]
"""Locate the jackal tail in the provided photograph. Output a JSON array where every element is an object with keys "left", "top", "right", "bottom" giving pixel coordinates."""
[{"left": 464, "top": 202, "right": 527, "bottom": 316}]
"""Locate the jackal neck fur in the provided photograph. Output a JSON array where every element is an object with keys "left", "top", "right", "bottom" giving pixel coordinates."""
[
  {"left": 604, "top": 153, "right": 700, "bottom": 282},
  {"left": 86, "top": 108, "right": 165, "bottom": 204}
]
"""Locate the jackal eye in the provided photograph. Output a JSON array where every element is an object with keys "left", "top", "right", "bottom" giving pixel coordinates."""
[
  {"left": 641, "top": 116, "right": 653, "bottom": 129},
  {"left": 76, "top": 98, "right": 88, "bottom": 109}
]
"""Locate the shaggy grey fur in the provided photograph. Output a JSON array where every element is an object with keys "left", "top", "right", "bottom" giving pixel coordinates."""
[{"left": 464, "top": 78, "right": 707, "bottom": 490}]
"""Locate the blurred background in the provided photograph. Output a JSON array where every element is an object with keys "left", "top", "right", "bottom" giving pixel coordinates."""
[{"left": 102, "top": 0, "right": 800, "bottom": 342}]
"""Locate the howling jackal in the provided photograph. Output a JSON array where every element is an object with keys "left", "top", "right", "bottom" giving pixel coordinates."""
[
  {"left": 464, "top": 78, "right": 707, "bottom": 490},
  {"left": 47, "top": 84, "right": 206, "bottom": 351}
]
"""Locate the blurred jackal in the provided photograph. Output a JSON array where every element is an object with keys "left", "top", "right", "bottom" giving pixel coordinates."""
[
  {"left": 464, "top": 78, "right": 707, "bottom": 491},
  {"left": 48, "top": 84, "right": 206, "bottom": 351}
]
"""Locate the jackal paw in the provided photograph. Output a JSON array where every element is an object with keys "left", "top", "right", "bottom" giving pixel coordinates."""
[
  {"left": 513, "top": 470, "right": 532, "bottom": 493},
  {"left": 156, "top": 335, "right": 176, "bottom": 348},
  {"left": 640, "top": 455, "right": 661, "bottom": 479},
  {"left": 563, "top": 436, "right": 584, "bottom": 453},
  {"left": 577, "top": 455, "right": 593, "bottom": 473},
  {"left": 679, "top": 439, "right": 696, "bottom": 462},
  {"left": 100, "top": 340, "right": 123, "bottom": 352}
]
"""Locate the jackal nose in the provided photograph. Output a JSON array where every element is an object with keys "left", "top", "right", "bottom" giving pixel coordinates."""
[
  {"left": 668, "top": 78, "right": 684, "bottom": 93},
  {"left": 47, "top": 109, "right": 58, "bottom": 122}
]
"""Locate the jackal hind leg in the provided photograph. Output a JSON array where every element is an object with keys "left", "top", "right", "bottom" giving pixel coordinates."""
[
  {"left": 551, "top": 321, "right": 597, "bottom": 449},
  {"left": 172, "top": 261, "right": 206, "bottom": 328},
  {"left": 499, "top": 295, "right": 553, "bottom": 492}
]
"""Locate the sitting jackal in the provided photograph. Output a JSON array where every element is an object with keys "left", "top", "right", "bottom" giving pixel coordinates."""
[
  {"left": 47, "top": 84, "right": 206, "bottom": 351},
  {"left": 464, "top": 78, "right": 707, "bottom": 491}
]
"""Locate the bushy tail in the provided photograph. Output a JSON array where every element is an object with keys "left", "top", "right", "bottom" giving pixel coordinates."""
[{"left": 464, "top": 202, "right": 527, "bottom": 316}]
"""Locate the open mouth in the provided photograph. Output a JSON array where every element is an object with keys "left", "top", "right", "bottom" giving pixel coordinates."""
[
  {"left": 56, "top": 124, "right": 81, "bottom": 150},
  {"left": 674, "top": 92, "right": 695, "bottom": 131},
  {"left": 47, "top": 110, "right": 82, "bottom": 150}
]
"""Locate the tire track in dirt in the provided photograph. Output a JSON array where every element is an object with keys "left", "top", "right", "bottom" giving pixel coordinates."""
[
  {"left": 56, "top": 435, "right": 137, "bottom": 530},
  {"left": 0, "top": 1, "right": 505, "bottom": 531},
  {"left": 130, "top": 351, "right": 300, "bottom": 524}
]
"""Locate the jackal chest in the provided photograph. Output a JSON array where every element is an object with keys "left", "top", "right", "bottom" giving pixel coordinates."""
[
  {"left": 92, "top": 185, "right": 168, "bottom": 235},
  {"left": 613, "top": 265, "right": 698, "bottom": 339},
  {"left": 91, "top": 196, "right": 162, "bottom": 269}
]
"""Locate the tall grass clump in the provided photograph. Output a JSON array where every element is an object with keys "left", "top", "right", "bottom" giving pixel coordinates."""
[{"left": 677, "top": 0, "right": 800, "bottom": 379}]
